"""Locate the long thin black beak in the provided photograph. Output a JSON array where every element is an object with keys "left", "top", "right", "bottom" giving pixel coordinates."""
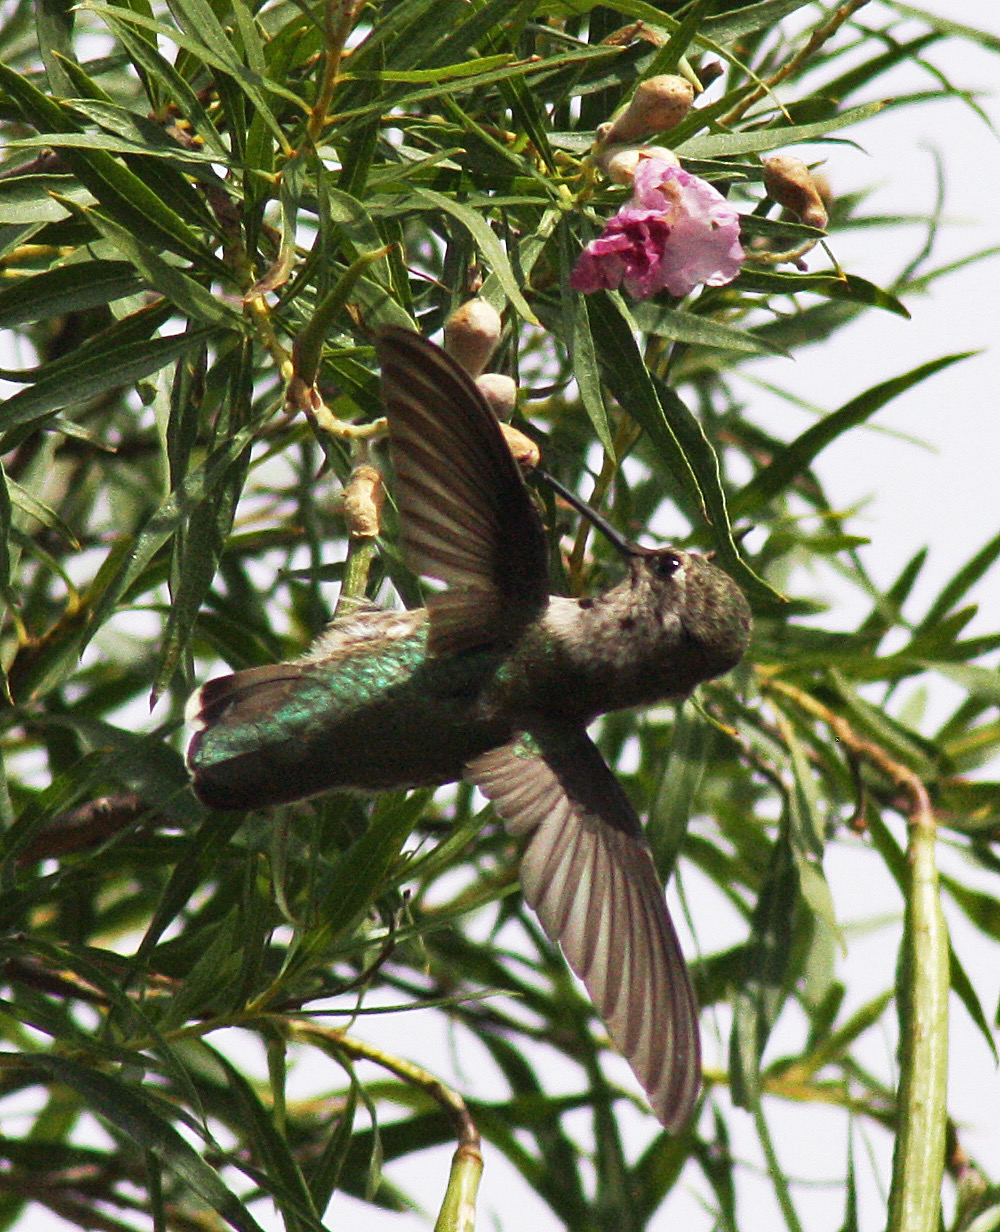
[{"left": 534, "top": 470, "right": 640, "bottom": 559}]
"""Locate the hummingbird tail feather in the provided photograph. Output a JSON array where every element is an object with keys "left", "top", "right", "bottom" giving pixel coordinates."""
[{"left": 185, "top": 664, "right": 318, "bottom": 811}]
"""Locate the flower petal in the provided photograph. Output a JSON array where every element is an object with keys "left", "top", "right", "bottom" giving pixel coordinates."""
[{"left": 571, "top": 158, "right": 745, "bottom": 301}]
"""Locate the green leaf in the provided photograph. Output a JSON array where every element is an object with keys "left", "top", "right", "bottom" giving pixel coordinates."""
[
  {"left": 704, "top": 0, "right": 816, "bottom": 41},
  {"left": 582, "top": 292, "right": 776, "bottom": 601},
  {"left": 307, "top": 1079, "right": 359, "bottom": 1212},
  {"left": 737, "top": 268, "right": 911, "bottom": 318},
  {"left": 677, "top": 101, "right": 888, "bottom": 158},
  {"left": 407, "top": 187, "right": 539, "bottom": 324},
  {"left": 9, "top": 125, "right": 220, "bottom": 165},
  {"left": 733, "top": 354, "right": 974, "bottom": 518},
  {"left": 65, "top": 200, "right": 244, "bottom": 327},
  {"left": 6, "top": 475, "right": 80, "bottom": 545},
  {"left": 730, "top": 831, "right": 798, "bottom": 1107},
  {"left": 923, "top": 662, "right": 1000, "bottom": 705},
  {"left": 24, "top": 1055, "right": 268, "bottom": 1232},
  {"left": 212, "top": 1045, "right": 329, "bottom": 1229},
  {"left": 566, "top": 284, "right": 613, "bottom": 453},
  {"left": 0, "top": 330, "right": 212, "bottom": 433},
  {"left": 0, "top": 62, "right": 227, "bottom": 275},
  {"left": 277, "top": 790, "right": 431, "bottom": 989},
  {"left": 349, "top": 55, "right": 514, "bottom": 83},
  {"left": 154, "top": 341, "right": 252, "bottom": 700},
  {"left": 649, "top": 374, "right": 776, "bottom": 600},
  {"left": 81, "top": 406, "right": 266, "bottom": 653},
  {"left": 918, "top": 528, "right": 1000, "bottom": 631},
  {"left": 147, "top": 0, "right": 295, "bottom": 145},
  {"left": 582, "top": 290, "right": 701, "bottom": 512},
  {"left": 647, "top": 703, "right": 711, "bottom": 879},
  {"left": 98, "top": 9, "right": 229, "bottom": 156},
  {"left": 632, "top": 302, "right": 790, "bottom": 356},
  {"left": 0, "top": 259, "right": 144, "bottom": 327}
]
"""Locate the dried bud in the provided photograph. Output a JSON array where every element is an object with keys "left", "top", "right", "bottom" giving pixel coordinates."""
[
  {"left": 762, "top": 155, "right": 829, "bottom": 230},
  {"left": 341, "top": 463, "right": 385, "bottom": 538},
  {"left": 475, "top": 372, "right": 518, "bottom": 421},
  {"left": 499, "top": 422, "right": 540, "bottom": 470},
  {"left": 597, "top": 143, "right": 679, "bottom": 185},
  {"left": 443, "top": 299, "right": 502, "bottom": 377},
  {"left": 697, "top": 59, "right": 724, "bottom": 88},
  {"left": 601, "top": 76, "right": 695, "bottom": 146}
]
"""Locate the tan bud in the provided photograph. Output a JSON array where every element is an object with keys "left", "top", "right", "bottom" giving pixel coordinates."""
[
  {"left": 597, "top": 143, "right": 679, "bottom": 185},
  {"left": 443, "top": 299, "right": 503, "bottom": 377},
  {"left": 499, "top": 422, "right": 540, "bottom": 471},
  {"left": 341, "top": 463, "right": 384, "bottom": 538},
  {"left": 475, "top": 372, "right": 518, "bottom": 421},
  {"left": 602, "top": 75, "right": 695, "bottom": 145},
  {"left": 697, "top": 59, "right": 724, "bottom": 88},
  {"left": 763, "top": 155, "right": 829, "bottom": 230}
]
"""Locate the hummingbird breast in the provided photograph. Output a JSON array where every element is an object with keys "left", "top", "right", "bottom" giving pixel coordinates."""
[{"left": 487, "top": 550, "right": 751, "bottom": 725}]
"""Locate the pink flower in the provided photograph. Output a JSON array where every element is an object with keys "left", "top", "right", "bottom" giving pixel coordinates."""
[{"left": 570, "top": 158, "right": 745, "bottom": 300}]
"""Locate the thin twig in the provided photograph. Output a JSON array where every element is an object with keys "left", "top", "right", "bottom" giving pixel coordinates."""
[{"left": 721, "top": 0, "right": 873, "bottom": 127}]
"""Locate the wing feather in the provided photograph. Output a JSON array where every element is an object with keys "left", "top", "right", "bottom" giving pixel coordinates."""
[
  {"left": 377, "top": 328, "right": 548, "bottom": 652},
  {"left": 466, "top": 728, "right": 701, "bottom": 1131}
]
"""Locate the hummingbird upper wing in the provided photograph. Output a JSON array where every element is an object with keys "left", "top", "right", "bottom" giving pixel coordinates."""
[
  {"left": 376, "top": 328, "right": 549, "bottom": 653},
  {"left": 465, "top": 725, "right": 701, "bottom": 1132}
]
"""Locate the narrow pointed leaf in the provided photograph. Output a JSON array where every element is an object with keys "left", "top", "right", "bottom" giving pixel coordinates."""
[
  {"left": 25, "top": 1054, "right": 269, "bottom": 1232},
  {"left": 733, "top": 354, "right": 974, "bottom": 518}
]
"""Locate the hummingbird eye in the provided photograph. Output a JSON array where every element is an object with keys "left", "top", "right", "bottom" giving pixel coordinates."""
[{"left": 652, "top": 551, "right": 682, "bottom": 579}]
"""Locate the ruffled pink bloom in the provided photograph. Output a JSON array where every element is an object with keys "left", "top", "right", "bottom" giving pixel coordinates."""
[{"left": 570, "top": 158, "right": 745, "bottom": 299}]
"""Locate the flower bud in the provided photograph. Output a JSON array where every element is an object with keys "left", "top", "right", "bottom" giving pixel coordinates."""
[
  {"left": 601, "top": 76, "right": 694, "bottom": 146},
  {"left": 762, "top": 155, "right": 829, "bottom": 229},
  {"left": 597, "top": 143, "right": 679, "bottom": 185},
  {"left": 475, "top": 372, "right": 518, "bottom": 421},
  {"left": 443, "top": 299, "right": 502, "bottom": 377},
  {"left": 499, "top": 422, "right": 540, "bottom": 470},
  {"left": 341, "top": 463, "right": 384, "bottom": 538}
]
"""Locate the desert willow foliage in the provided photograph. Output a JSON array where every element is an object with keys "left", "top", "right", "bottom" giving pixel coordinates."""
[{"left": 0, "top": 2, "right": 997, "bottom": 1232}]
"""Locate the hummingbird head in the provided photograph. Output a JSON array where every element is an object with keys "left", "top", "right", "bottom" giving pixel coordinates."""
[
  {"left": 627, "top": 547, "right": 752, "bottom": 681},
  {"left": 537, "top": 470, "right": 752, "bottom": 684}
]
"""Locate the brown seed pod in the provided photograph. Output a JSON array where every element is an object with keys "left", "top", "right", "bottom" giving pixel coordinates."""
[
  {"left": 475, "top": 372, "right": 518, "bottom": 421},
  {"left": 341, "top": 463, "right": 385, "bottom": 538},
  {"left": 443, "top": 299, "right": 503, "bottom": 377},
  {"left": 499, "top": 422, "right": 540, "bottom": 470},
  {"left": 762, "top": 155, "right": 829, "bottom": 230},
  {"left": 597, "top": 143, "right": 679, "bottom": 185},
  {"left": 601, "top": 76, "right": 695, "bottom": 146}
]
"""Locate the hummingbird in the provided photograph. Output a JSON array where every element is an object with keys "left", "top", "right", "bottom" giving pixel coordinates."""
[{"left": 186, "top": 326, "right": 752, "bottom": 1131}]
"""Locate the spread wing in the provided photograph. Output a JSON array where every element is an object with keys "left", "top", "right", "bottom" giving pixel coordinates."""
[
  {"left": 466, "top": 725, "right": 701, "bottom": 1131},
  {"left": 376, "top": 327, "right": 549, "bottom": 653}
]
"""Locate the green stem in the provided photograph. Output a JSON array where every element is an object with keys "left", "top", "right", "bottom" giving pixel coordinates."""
[
  {"left": 289, "top": 1024, "right": 482, "bottom": 1232},
  {"left": 338, "top": 538, "right": 378, "bottom": 610},
  {"left": 888, "top": 794, "right": 950, "bottom": 1232},
  {"left": 754, "top": 1101, "right": 804, "bottom": 1232},
  {"left": 434, "top": 1143, "right": 483, "bottom": 1232},
  {"left": 764, "top": 679, "right": 950, "bottom": 1232}
]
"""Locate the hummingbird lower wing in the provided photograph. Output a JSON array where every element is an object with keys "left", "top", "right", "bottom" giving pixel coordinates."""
[
  {"left": 376, "top": 328, "right": 549, "bottom": 653},
  {"left": 465, "top": 725, "right": 701, "bottom": 1132}
]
